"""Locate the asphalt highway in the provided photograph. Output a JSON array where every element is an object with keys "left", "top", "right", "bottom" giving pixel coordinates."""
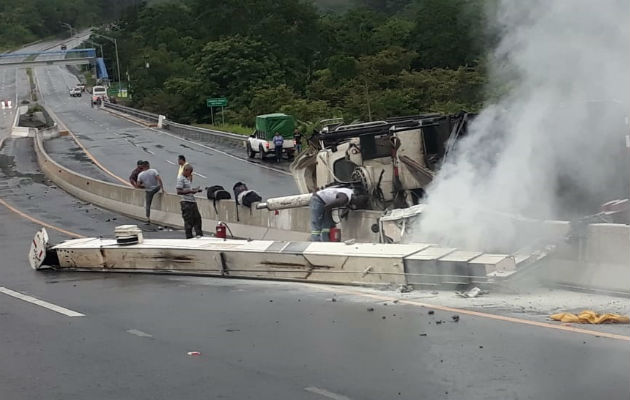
[
  {"left": 33, "top": 65, "right": 297, "bottom": 199},
  {"left": 0, "top": 36, "right": 628, "bottom": 400}
]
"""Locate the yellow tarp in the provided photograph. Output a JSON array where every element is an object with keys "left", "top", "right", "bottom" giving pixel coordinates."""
[{"left": 550, "top": 310, "right": 630, "bottom": 324}]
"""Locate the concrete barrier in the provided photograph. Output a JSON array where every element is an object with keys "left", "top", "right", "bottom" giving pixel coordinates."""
[
  {"left": 11, "top": 106, "right": 32, "bottom": 137},
  {"left": 50, "top": 236, "right": 434, "bottom": 286},
  {"left": 34, "top": 132, "right": 382, "bottom": 242}
]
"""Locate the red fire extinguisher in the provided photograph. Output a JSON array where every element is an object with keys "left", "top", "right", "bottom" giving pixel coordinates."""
[
  {"left": 329, "top": 226, "right": 341, "bottom": 242},
  {"left": 215, "top": 221, "right": 227, "bottom": 239}
]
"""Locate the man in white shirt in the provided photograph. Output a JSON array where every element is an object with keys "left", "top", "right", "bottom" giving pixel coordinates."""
[
  {"left": 176, "top": 164, "right": 203, "bottom": 238},
  {"left": 310, "top": 186, "right": 354, "bottom": 241}
]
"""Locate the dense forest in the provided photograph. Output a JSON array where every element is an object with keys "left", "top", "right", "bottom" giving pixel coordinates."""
[
  {"left": 5, "top": 0, "right": 494, "bottom": 129},
  {"left": 0, "top": 0, "right": 140, "bottom": 50}
]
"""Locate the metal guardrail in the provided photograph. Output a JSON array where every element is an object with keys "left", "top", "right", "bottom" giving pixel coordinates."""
[
  {"left": 103, "top": 102, "right": 246, "bottom": 147},
  {"left": 103, "top": 102, "right": 159, "bottom": 123},
  {"left": 164, "top": 120, "right": 246, "bottom": 147}
]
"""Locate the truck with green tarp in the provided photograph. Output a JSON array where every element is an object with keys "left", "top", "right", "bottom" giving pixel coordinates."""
[{"left": 246, "top": 113, "right": 297, "bottom": 160}]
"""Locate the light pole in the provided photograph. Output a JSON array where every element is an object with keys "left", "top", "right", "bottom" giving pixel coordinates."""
[
  {"left": 61, "top": 23, "right": 74, "bottom": 38},
  {"left": 91, "top": 32, "right": 121, "bottom": 92}
]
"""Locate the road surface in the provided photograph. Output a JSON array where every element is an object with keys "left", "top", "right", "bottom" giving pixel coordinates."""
[
  {"left": 33, "top": 65, "right": 296, "bottom": 198},
  {"left": 0, "top": 36, "right": 628, "bottom": 400}
]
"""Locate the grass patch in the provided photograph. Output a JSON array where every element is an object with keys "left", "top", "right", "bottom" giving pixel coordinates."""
[{"left": 194, "top": 123, "right": 253, "bottom": 136}]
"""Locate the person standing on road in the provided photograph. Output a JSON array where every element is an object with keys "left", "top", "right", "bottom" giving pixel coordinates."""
[
  {"left": 273, "top": 132, "right": 284, "bottom": 163},
  {"left": 129, "top": 160, "right": 143, "bottom": 188},
  {"left": 294, "top": 128, "right": 302, "bottom": 154},
  {"left": 177, "top": 155, "right": 190, "bottom": 179},
  {"left": 137, "top": 161, "right": 164, "bottom": 225},
  {"left": 309, "top": 187, "right": 354, "bottom": 241},
  {"left": 176, "top": 164, "right": 203, "bottom": 238}
]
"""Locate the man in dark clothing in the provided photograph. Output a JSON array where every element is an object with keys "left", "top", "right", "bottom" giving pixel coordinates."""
[
  {"left": 176, "top": 164, "right": 203, "bottom": 238},
  {"left": 294, "top": 128, "right": 302, "bottom": 153},
  {"left": 129, "top": 160, "right": 143, "bottom": 188},
  {"left": 273, "top": 132, "right": 284, "bottom": 163}
]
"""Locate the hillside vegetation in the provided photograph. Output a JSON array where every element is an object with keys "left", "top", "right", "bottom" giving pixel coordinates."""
[
  {"left": 97, "top": 0, "right": 492, "bottom": 127},
  {"left": 0, "top": 0, "right": 139, "bottom": 51}
]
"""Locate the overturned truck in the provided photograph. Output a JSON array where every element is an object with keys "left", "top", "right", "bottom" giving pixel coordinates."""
[{"left": 290, "top": 112, "right": 475, "bottom": 210}]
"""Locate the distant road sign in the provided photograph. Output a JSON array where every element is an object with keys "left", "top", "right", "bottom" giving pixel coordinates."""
[{"left": 207, "top": 97, "right": 227, "bottom": 107}]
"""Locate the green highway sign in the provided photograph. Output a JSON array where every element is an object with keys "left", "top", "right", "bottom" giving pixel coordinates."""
[{"left": 207, "top": 97, "right": 228, "bottom": 107}]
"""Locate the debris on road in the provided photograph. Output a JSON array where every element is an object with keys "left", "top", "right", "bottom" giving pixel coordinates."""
[
  {"left": 550, "top": 310, "right": 630, "bottom": 324},
  {"left": 397, "top": 284, "right": 413, "bottom": 293},
  {"left": 419, "top": 333, "right": 427, "bottom": 336},
  {"left": 451, "top": 315, "right": 460, "bottom": 322},
  {"left": 367, "top": 307, "right": 374, "bottom": 312},
  {"left": 187, "top": 351, "right": 201, "bottom": 356},
  {"left": 456, "top": 287, "right": 488, "bottom": 298},
  {"left": 428, "top": 310, "right": 435, "bottom": 315}
]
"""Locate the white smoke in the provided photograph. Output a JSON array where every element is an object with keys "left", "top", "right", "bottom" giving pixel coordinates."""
[{"left": 415, "top": 0, "right": 630, "bottom": 251}]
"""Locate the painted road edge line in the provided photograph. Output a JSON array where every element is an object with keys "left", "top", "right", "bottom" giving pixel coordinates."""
[
  {"left": 0, "top": 198, "right": 84, "bottom": 238},
  {"left": 126, "top": 329, "right": 153, "bottom": 338},
  {"left": 305, "top": 386, "right": 352, "bottom": 400},
  {"left": 308, "top": 284, "right": 630, "bottom": 342},
  {"left": 0, "top": 286, "right": 84, "bottom": 317}
]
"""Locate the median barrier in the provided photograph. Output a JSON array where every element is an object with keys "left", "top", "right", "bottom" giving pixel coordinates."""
[{"left": 34, "top": 132, "right": 383, "bottom": 242}]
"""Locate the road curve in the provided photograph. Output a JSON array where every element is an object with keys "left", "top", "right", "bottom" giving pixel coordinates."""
[{"left": 33, "top": 65, "right": 296, "bottom": 198}]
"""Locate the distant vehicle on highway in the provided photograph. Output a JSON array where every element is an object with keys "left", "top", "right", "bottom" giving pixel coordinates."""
[
  {"left": 69, "top": 87, "right": 82, "bottom": 97},
  {"left": 247, "top": 113, "right": 296, "bottom": 160},
  {"left": 91, "top": 85, "right": 108, "bottom": 105},
  {"left": 60, "top": 44, "right": 67, "bottom": 50},
  {"left": 76, "top": 83, "right": 86, "bottom": 92}
]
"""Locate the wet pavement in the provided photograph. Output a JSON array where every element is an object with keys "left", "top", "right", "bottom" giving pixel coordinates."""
[
  {"left": 0, "top": 41, "right": 628, "bottom": 400},
  {"left": 34, "top": 65, "right": 297, "bottom": 199}
]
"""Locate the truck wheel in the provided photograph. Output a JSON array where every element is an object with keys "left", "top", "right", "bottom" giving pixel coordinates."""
[
  {"left": 259, "top": 145, "right": 266, "bottom": 160},
  {"left": 247, "top": 142, "right": 256, "bottom": 158}
]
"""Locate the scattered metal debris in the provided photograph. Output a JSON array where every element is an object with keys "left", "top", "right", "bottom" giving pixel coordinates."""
[
  {"left": 428, "top": 310, "right": 435, "bottom": 315},
  {"left": 452, "top": 315, "right": 460, "bottom": 322},
  {"left": 367, "top": 307, "right": 375, "bottom": 312}
]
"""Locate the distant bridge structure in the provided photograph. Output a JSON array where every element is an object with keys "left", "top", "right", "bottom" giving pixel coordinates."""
[{"left": 0, "top": 48, "right": 97, "bottom": 69}]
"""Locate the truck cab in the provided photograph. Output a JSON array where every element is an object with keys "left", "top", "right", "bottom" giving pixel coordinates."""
[{"left": 246, "top": 113, "right": 296, "bottom": 160}]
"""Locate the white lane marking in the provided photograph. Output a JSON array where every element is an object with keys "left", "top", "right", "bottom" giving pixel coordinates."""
[
  {"left": 126, "top": 329, "right": 153, "bottom": 338},
  {"left": 165, "top": 159, "right": 176, "bottom": 165},
  {"left": 305, "top": 387, "right": 352, "bottom": 400},
  {"left": 0, "top": 286, "right": 85, "bottom": 317}
]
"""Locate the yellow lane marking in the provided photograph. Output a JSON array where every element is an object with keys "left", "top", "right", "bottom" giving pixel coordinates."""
[
  {"left": 0, "top": 198, "right": 84, "bottom": 238},
  {"left": 309, "top": 285, "right": 630, "bottom": 342},
  {"left": 48, "top": 108, "right": 131, "bottom": 187}
]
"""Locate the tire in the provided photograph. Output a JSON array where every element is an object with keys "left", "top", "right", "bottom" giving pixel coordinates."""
[
  {"left": 246, "top": 142, "right": 256, "bottom": 158},
  {"left": 259, "top": 145, "right": 266, "bottom": 160}
]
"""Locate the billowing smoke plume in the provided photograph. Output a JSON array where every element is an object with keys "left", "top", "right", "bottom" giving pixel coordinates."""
[{"left": 415, "top": 0, "right": 629, "bottom": 251}]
